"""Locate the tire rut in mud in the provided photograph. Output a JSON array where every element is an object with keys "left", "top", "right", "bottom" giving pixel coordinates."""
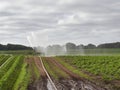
[
  {"left": 26, "top": 56, "right": 48, "bottom": 90},
  {"left": 45, "top": 57, "right": 107, "bottom": 90},
  {"left": 34, "top": 57, "right": 48, "bottom": 90}
]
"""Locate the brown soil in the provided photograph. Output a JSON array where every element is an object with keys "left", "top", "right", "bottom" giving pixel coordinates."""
[
  {"left": 63, "top": 59, "right": 120, "bottom": 90},
  {"left": 44, "top": 57, "right": 108, "bottom": 90},
  {"left": 26, "top": 56, "right": 48, "bottom": 90},
  {"left": 26, "top": 57, "right": 36, "bottom": 82},
  {"left": 26, "top": 56, "right": 111, "bottom": 90},
  {"left": 45, "top": 57, "right": 81, "bottom": 80},
  {"left": 28, "top": 78, "right": 47, "bottom": 90},
  {"left": 34, "top": 57, "right": 47, "bottom": 78}
]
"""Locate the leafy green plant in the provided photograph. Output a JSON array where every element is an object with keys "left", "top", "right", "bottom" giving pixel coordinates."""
[
  {"left": 58, "top": 56, "right": 120, "bottom": 81},
  {"left": 0, "top": 55, "right": 24, "bottom": 90}
]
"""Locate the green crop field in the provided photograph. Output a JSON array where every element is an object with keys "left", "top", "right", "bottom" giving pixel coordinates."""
[
  {"left": 0, "top": 53, "right": 41, "bottom": 90},
  {"left": 57, "top": 56, "right": 120, "bottom": 81},
  {"left": 0, "top": 53, "right": 120, "bottom": 90},
  {"left": 57, "top": 56, "right": 120, "bottom": 89},
  {"left": 0, "top": 55, "right": 30, "bottom": 90}
]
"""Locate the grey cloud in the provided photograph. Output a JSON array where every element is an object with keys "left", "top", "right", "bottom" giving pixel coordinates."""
[{"left": 0, "top": 0, "right": 120, "bottom": 45}]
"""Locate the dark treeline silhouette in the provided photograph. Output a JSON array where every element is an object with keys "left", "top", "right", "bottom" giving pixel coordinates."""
[
  {"left": 66, "top": 42, "right": 120, "bottom": 50},
  {"left": 0, "top": 44, "right": 32, "bottom": 50},
  {"left": 97, "top": 42, "right": 120, "bottom": 48},
  {"left": 65, "top": 42, "right": 120, "bottom": 54},
  {"left": 37, "top": 42, "right": 120, "bottom": 55},
  {"left": 0, "top": 42, "right": 120, "bottom": 51}
]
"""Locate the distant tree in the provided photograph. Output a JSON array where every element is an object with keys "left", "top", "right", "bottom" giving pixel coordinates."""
[
  {"left": 97, "top": 42, "right": 120, "bottom": 48},
  {"left": 0, "top": 43, "right": 32, "bottom": 50},
  {"left": 76, "top": 44, "right": 84, "bottom": 49},
  {"left": 0, "top": 44, "right": 6, "bottom": 50},
  {"left": 6, "top": 44, "right": 32, "bottom": 50},
  {"left": 84, "top": 44, "right": 96, "bottom": 49},
  {"left": 46, "top": 45, "right": 64, "bottom": 55},
  {"left": 66, "top": 42, "right": 76, "bottom": 53}
]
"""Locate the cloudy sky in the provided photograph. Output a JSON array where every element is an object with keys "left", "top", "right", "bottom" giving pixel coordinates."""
[{"left": 0, "top": 0, "right": 120, "bottom": 47}]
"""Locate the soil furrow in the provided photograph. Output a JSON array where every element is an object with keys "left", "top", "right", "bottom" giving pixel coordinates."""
[
  {"left": 26, "top": 56, "right": 48, "bottom": 90},
  {"left": 26, "top": 56, "right": 107, "bottom": 90},
  {"left": 45, "top": 57, "right": 82, "bottom": 80},
  {"left": 44, "top": 57, "right": 106, "bottom": 90},
  {"left": 34, "top": 57, "right": 47, "bottom": 78}
]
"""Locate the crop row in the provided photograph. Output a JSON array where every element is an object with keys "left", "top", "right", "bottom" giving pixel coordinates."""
[
  {"left": 58, "top": 56, "right": 120, "bottom": 81},
  {"left": 0, "top": 55, "right": 10, "bottom": 66},
  {"left": 0, "top": 55, "right": 30, "bottom": 90}
]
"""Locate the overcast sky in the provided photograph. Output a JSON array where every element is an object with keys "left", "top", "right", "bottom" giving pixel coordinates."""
[{"left": 0, "top": 0, "right": 120, "bottom": 47}]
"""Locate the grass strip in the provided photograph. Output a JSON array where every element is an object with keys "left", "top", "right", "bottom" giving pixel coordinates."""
[
  {"left": 13, "top": 63, "right": 30, "bottom": 90},
  {"left": 55, "top": 57, "right": 91, "bottom": 80},
  {"left": 0, "top": 55, "right": 24, "bottom": 90},
  {"left": 42, "top": 57, "right": 69, "bottom": 80},
  {"left": 0, "top": 56, "right": 15, "bottom": 79}
]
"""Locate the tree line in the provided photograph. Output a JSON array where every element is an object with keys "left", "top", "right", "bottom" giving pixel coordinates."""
[
  {"left": 66, "top": 42, "right": 120, "bottom": 50},
  {"left": 36, "top": 42, "right": 120, "bottom": 55},
  {"left": 0, "top": 44, "right": 32, "bottom": 50},
  {"left": 0, "top": 42, "right": 120, "bottom": 51}
]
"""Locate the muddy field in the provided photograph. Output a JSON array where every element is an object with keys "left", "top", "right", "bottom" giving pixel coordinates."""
[{"left": 26, "top": 56, "right": 110, "bottom": 90}]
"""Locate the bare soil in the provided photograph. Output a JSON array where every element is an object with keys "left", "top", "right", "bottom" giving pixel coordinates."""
[
  {"left": 34, "top": 57, "right": 47, "bottom": 78},
  {"left": 45, "top": 57, "right": 81, "bottom": 80},
  {"left": 26, "top": 56, "right": 48, "bottom": 90},
  {"left": 26, "top": 56, "right": 111, "bottom": 90},
  {"left": 44, "top": 57, "right": 109, "bottom": 90}
]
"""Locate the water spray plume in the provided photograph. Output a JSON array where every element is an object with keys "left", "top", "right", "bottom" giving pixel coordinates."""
[
  {"left": 27, "top": 36, "right": 34, "bottom": 49},
  {"left": 27, "top": 30, "right": 84, "bottom": 56}
]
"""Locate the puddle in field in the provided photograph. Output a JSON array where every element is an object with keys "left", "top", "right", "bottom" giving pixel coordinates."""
[
  {"left": 47, "top": 79, "right": 56, "bottom": 90},
  {"left": 54, "top": 79, "right": 107, "bottom": 90},
  {"left": 28, "top": 78, "right": 110, "bottom": 90},
  {"left": 71, "top": 88, "right": 75, "bottom": 90},
  {"left": 81, "top": 82, "right": 95, "bottom": 90}
]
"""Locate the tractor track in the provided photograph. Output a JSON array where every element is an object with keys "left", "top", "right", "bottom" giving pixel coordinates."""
[
  {"left": 27, "top": 56, "right": 108, "bottom": 90},
  {"left": 45, "top": 57, "right": 82, "bottom": 80},
  {"left": 44, "top": 57, "right": 107, "bottom": 90},
  {"left": 34, "top": 56, "right": 57, "bottom": 90}
]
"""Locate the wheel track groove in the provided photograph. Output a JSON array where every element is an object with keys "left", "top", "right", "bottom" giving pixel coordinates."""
[{"left": 34, "top": 56, "right": 58, "bottom": 90}]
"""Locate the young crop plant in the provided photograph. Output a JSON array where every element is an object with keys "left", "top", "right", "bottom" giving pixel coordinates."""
[
  {"left": 0, "top": 55, "right": 10, "bottom": 66},
  {"left": 42, "top": 57, "right": 69, "bottom": 79},
  {"left": 0, "top": 56, "right": 16, "bottom": 79},
  {"left": 58, "top": 56, "right": 120, "bottom": 81},
  {"left": 55, "top": 57, "right": 90, "bottom": 80},
  {"left": 13, "top": 63, "right": 30, "bottom": 90},
  {"left": 0, "top": 55, "right": 24, "bottom": 90}
]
